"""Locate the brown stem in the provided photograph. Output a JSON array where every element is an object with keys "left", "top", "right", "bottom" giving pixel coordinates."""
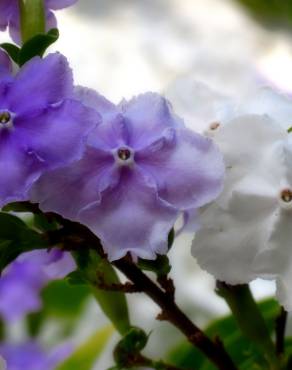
[
  {"left": 275, "top": 307, "right": 288, "bottom": 355},
  {"left": 114, "top": 258, "right": 237, "bottom": 370}
]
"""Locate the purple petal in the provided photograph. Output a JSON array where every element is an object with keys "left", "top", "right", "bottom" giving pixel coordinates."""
[
  {"left": 0, "top": 49, "right": 12, "bottom": 77},
  {"left": 7, "top": 53, "right": 73, "bottom": 115},
  {"left": 46, "top": 0, "right": 78, "bottom": 10},
  {"left": 136, "top": 128, "right": 225, "bottom": 209},
  {"left": 45, "top": 10, "right": 57, "bottom": 31},
  {"left": 120, "top": 93, "right": 184, "bottom": 148},
  {"left": 0, "top": 135, "right": 43, "bottom": 206},
  {"left": 79, "top": 168, "right": 178, "bottom": 261},
  {"left": 31, "top": 147, "right": 116, "bottom": 219},
  {"left": 0, "top": 0, "right": 14, "bottom": 30},
  {"left": 15, "top": 99, "right": 100, "bottom": 169}
]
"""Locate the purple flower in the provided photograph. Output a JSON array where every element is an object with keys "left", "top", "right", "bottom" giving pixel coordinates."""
[
  {"left": 32, "top": 89, "right": 224, "bottom": 261},
  {"left": 0, "top": 53, "right": 99, "bottom": 207},
  {"left": 0, "top": 249, "right": 75, "bottom": 322},
  {"left": 0, "top": 341, "right": 72, "bottom": 370},
  {"left": 0, "top": 0, "right": 78, "bottom": 44}
]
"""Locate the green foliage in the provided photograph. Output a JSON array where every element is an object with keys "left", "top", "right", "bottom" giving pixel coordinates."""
[
  {"left": 73, "top": 250, "right": 131, "bottom": 335},
  {"left": 167, "top": 298, "right": 280, "bottom": 370},
  {"left": 56, "top": 326, "right": 113, "bottom": 370},
  {"left": 0, "top": 28, "right": 59, "bottom": 67},
  {"left": 138, "top": 255, "right": 171, "bottom": 277},
  {"left": 26, "top": 279, "right": 91, "bottom": 337},
  {"left": 0, "top": 212, "right": 48, "bottom": 273},
  {"left": 233, "top": 0, "right": 292, "bottom": 29},
  {"left": 19, "top": 29, "right": 59, "bottom": 66},
  {"left": 113, "top": 327, "right": 148, "bottom": 368}
]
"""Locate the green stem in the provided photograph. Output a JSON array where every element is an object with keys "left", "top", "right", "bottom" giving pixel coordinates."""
[
  {"left": 19, "top": 0, "right": 45, "bottom": 44},
  {"left": 216, "top": 282, "right": 280, "bottom": 370}
]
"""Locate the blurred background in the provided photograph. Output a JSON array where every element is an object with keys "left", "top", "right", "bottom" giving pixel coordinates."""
[{"left": 2, "top": 0, "right": 292, "bottom": 368}]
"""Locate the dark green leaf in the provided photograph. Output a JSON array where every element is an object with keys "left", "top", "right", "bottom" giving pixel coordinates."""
[
  {"left": 19, "top": 29, "right": 59, "bottom": 66},
  {"left": 0, "top": 43, "right": 20, "bottom": 64},
  {"left": 0, "top": 212, "right": 48, "bottom": 272}
]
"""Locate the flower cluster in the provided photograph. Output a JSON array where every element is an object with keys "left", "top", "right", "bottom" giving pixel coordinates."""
[
  {"left": 171, "top": 80, "right": 292, "bottom": 310},
  {"left": 0, "top": 50, "right": 224, "bottom": 262},
  {"left": 0, "top": 0, "right": 77, "bottom": 43}
]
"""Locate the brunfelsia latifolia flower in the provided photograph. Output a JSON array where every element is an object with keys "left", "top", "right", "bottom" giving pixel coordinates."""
[
  {"left": 0, "top": 0, "right": 78, "bottom": 43},
  {"left": 32, "top": 89, "right": 225, "bottom": 261},
  {"left": 0, "top": 52, "right": 99, "bottom": 207},
  {"left": 190, "top": 87, "right": 292, "bottom": 311}
]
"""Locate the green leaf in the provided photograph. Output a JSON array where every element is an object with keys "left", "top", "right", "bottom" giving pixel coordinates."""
[
  {"left": 56, "top": 326, "right": 113, "bottom": 370},
  {"left": 0, "top": 43, "right": 20, "bottom": 64},
  {"left": 26, "top": 279, "right": 91, "bottom": 338},
  {"left": 73, "top": 250, "right": 131, "bottom": 335},
  {"left": 0, "top": 212, "right": 48, "bottom": 272},
  {"left": 167, "top": 298, "right": 280, "bottom": 370},
  {"left": 19, "top": 0, "right": 46, "bottom": 43},
  {"left": 41, "top": 279, "right": 91, "bottom": 318},
  {"left": 19, "top": 29, "right": 59, "bottom": 66}
]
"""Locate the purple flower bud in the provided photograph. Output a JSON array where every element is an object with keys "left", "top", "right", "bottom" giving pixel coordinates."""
[
  {"left": 32, "top": 89, "right": 225, "bottom": 261},
  {"left": 0, "top": 53, "right": 99, "bottom": 207},
  {"left": 0, "top": 0, "right": 78, "bottom": 44}
]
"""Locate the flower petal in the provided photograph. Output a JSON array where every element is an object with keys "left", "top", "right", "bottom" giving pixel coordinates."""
[
  {"left": 192, "top": 200, "right": 274, "bottom": 284},
  {"left": 121, "top": 92, "right": 184, "bottom": 148},
  {"left": 253, "top": 211, "right": 292, "bottom": 310},
  {"left": 31, "top": 147, "right": 115, "bottom": 219},
  {"left": 0, "top": 0, "right": 14, "bottom": 30},
  {"left": 0, "top": 50, "right": 12, "bottom": 77},
  {"left": 136, "top": 128, "right": 224, "bottom": 209},
  {"left": 46, "top": 0, "right": 78, "bottom": 10},
  {"left": 7, "top": 53, "right": 73, "bottom": 115},
  {"left": 165, "top": 78, "right": 235, "bottom": 133},
  {"left": 0, "top": 135, "right": 43, "bottom": 206},
  {"left": 79, "top": 168, "right": 179, "bottom": 261},
  {"left": 16, "top": 99, "right": 100, "bottom": 168},
  {"left": 240, "top": 87, "right": 292, "bottom": 130}
]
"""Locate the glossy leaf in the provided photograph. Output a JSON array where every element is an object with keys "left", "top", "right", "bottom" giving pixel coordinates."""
[
  {"left": 19, "top": 29, "right": 59, "bottom": 66},
  {"left": 0, "top": 212, "right": 48, "bottom": 272}
]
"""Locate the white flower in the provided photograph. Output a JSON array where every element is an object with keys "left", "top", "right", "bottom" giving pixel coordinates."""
[{"left": 189, "top": 87, "right": 292, "bottom": 310}]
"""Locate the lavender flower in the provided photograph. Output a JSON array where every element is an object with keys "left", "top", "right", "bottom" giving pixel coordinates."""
[
  {"left": 0, "top": 0, "right": 78, "bottom": 44},
  {"left": 0, "top": 249, "right": 75, "bottom": 322},
  {"left": 0, "top": 341, "right": 72, "bottom": 370},
  {"left": 0, "top": 52, "right": 99, "bottom": 207},
  {"left": 32, "top": 89, "right": 225, "bottom": 261}
]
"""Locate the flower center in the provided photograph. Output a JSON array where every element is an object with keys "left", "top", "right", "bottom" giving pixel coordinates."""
[
  {"left": 117, "top": 147, "right": 131, "bottom": 161},
  {"left": 281, "top": 189, "right": 292, "bottom": 203},
  {"left": 0, "top": 111, "right": 11, "bottom": 125},
  {"left": 209, "top": 121, "right": 221, "bottom": 131}
]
